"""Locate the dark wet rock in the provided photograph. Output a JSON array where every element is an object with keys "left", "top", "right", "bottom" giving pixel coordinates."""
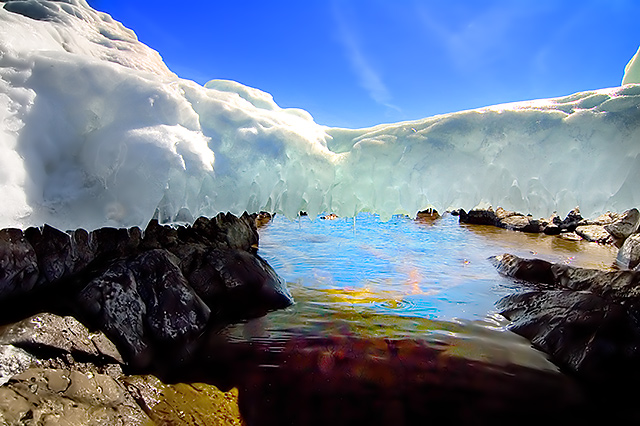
[
  {"left": 490, "top": 253, "right": 640, "bottom": 305},
  {"left": 543, "top": 223, "right": 562, "bottom": 235},
  {"left": 459, "top": 207, "right": 544, "bottom": 233},
  {"left": 0, "top": 368, "right": 151, "bottom": 426},
  {"left": 574, "top": 224, "right": 613, "bottom": 244},
  {"left": 0, "top": 212, "right": 292, "bottom": 368},
  {"left": 0, "top": 313, "right": 123, "bottom": 364},
  {"left": 617, "top": 233, "right": 640, "bottom": 270},
  {"left": 560, "top": 207, "right": 584, "bottom": 232},
  {"left": 0, "top": 228, "right": 39, "bottom": 299},
  {"left": 604, "top": 208, "right": 640, "bottom": 240},
  {"left": 180, "top": 247, "right": 291, "bottom": 320},
  {"left": 458, "top": 207, "right": 497, "bottom": 226},
  {"left": 497, "top": 290, "right": 640, "bottom": 382},
  {"left": 415, "top": 208, "right": 440, "bottom": 220},
  {"left": 77, "top": 249, "right": 210, "bottom": 365}
]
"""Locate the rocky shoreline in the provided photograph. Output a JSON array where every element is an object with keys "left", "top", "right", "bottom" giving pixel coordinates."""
[{"left": 1, "top": 208, "right": 640, "bottom": 424}]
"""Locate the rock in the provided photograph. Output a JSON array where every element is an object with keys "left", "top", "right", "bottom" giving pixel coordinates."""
[
  {"left": 617, "top": 233, "right": 640, "bottom": 270},
  {"left": 491, "top": 253, "right": 640, "bottom": 306},
  {"left": 589, "top": 211, "right": 620, "bottom": 226},
  {"left": 489, "top": 253, "right": 555, "bottom": 284},
  {"left": 497, "top": 290, "right": 640, "bottom": 382},
  {"left": 77, "top": 250, "right": 210, "bottom": 366},
  {"left": 180, "top": 247, "right": 293, "bottom": 320},
  {"left": 0, "top": 313, "right": 123, "bottom": 364},
  {"left": 499, "top": 215, "right": 544, "bottom": 233},
  {"left": 560, "top": 207, "right": 584, "bottom": 232},
  {"left": 0, "top": 368, "right": 151, "bottom": 426},
  {"left": 458, "top": 207, "right": 497, "bottom": 226},
  {"left": 604, "top": 208, "right": 640, "bottom": 240},
  {"left": 0, "top": 345, "right": 37, "bottom": 386},
  {"left": 558, "top": 232, "right": 582, "bottom": 241},
  {"left": 543, "top": 223, "right": 562, "bottom": 235},
  {"left": 574, "top": 224, "right": 613, "bottom": 244},
  {"left": 459, "top": 207, "right": 544, "bottom": 232},
  {"left": 415, "top": 208, "right": 440, "bottom": 221},
  {"left": 0, "top": 228, "right": 39, "bottom": 299},
  {"left": 253, "top": 211, "right": 273, "bottom": 228}
]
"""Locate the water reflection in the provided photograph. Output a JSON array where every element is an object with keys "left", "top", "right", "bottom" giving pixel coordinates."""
[{"left": 222, "top": 213, "right": 616, "bottom": 371}]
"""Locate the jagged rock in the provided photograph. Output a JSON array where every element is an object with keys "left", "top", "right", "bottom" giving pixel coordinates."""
[
  {"left": 604, "top": 208, "right": 640, "bottom": 240},
  {"left": 0, "top": 212, "right": 292, "bottom": 367},
  {"left": 617, "top": 233, "right": 640, "bottom": 270},
  {"left": 0, "top": 313, "right": 123, "bottom": 364},
  {"left": 574, "top": 225, "right": 613, "bottom": 244},
  {"left": 497, "top": 290, "right": 640, "bottom": 382},
  {"left": 77, "top": 249, "right": 210, "bottom": 365},
  {"left": 0, "top": 228, "right": 39, "bottom": 298},
  {"left": 0, "top": 368, "right": 151, "bottom": 426}
]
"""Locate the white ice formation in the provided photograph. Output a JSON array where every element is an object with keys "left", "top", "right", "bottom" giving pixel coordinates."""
[{"left": 1, "top": 0, "right": 639, "bottom": 230}]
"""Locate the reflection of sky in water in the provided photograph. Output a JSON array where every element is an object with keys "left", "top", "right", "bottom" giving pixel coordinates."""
[
  {"left": 257, "top": 213, "right": 617, "bottom": 322},
  {"left": 227, "top": 213, "right": 616, "bottom": 370}
]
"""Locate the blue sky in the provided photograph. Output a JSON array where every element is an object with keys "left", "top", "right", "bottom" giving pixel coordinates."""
[{"left": 87, "top": 0, "right": 640, "bottom": 128}]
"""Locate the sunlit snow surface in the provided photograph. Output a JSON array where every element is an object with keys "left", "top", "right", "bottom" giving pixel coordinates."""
[{"left": 1, "top": 0, "right": 639, "bottom": 230}]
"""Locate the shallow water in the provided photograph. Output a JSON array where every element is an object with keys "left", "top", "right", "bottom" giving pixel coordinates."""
[{"left": 225, "top": 213, "right": 617, "bottom": 370}]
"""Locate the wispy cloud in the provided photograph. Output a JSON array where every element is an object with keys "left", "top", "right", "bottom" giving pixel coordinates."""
[{"left": 332, "top": 2, "right": 400, "bottom": 112}]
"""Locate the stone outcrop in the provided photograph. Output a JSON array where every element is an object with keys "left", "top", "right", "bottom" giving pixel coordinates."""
[
  {"left": 0, "top": 213, "right": 293, "bottom": 369},
  {"left": 491, "top": 253, "right": 640, "bottom": 382}
]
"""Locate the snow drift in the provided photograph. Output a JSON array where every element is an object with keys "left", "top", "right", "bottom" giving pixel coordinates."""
[{"left": 1, "top": 0, "right": 639, "bottom": 229}]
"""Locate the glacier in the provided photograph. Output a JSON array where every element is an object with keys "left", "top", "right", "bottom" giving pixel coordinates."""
[{"left": 1, "top": 0, "right": 639, "bottom": 230}]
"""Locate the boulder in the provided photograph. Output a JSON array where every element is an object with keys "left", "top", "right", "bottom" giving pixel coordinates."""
[
  {"left": 77, "top": 249, "right": 210, "bottom": 365},
  {"left": 574, "top": 225, "right": 613, "bottom": 244},
  {"left": 604, "top": 208, "right": 640, "bottom": 240},
  {"left": 497, "top": 290, "right": 640, "bottom": 382},
  {"left": 617, "top": 233, "right": 640, "bottom": 270}
]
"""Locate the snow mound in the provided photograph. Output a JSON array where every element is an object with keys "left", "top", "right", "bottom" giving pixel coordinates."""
[{"left": 1, "top": 0, "right": 639, "bottom": 229}]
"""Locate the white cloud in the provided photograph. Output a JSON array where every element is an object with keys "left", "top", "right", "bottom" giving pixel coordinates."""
[{"left": 332, "top": 1, "right": 400, "bottom": 111}]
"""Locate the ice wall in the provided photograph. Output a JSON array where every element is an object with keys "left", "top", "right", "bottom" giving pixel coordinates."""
[{"left": 1, "top": 0, "right": 639, "bottom": 230}]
